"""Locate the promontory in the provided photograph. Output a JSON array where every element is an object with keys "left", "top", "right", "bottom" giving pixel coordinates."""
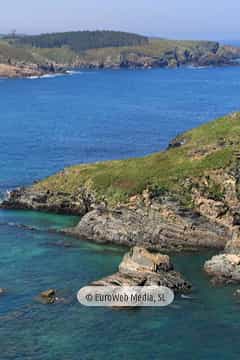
[{"left": 1, "top": 30, "right": 240, "bottom": 77}]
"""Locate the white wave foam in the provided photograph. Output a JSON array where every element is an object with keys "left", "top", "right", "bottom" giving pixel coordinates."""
[
  {"left": 186, "top": 65, "right": 210, "bottom": 70},
  {"left": 28, "top": 73, "right": 65, "bottom": 80},
  {"left": 66, "top": 70, "right": 83, "bottom": 75}
]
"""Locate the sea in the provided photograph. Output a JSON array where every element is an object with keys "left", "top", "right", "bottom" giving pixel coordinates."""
[{"left": 1, "top": 66, "right": 240, "bottom": 359}]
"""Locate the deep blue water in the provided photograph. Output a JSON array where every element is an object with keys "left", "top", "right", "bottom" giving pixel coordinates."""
[{"left": 1, "top": 67, "right": 240, "bottom": 359}]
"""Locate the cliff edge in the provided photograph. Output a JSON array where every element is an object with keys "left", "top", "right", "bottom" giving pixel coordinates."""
[{"left": 3, "top": 112, "right": 240, "bottom": 254}]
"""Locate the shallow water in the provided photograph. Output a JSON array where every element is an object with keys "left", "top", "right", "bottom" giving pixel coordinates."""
[{"left": 1, "top": 67, "right": 240, "bottom": 359}]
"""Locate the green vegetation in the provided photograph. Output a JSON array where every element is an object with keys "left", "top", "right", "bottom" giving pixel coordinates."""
[
  {"left": 13, "top": 31, "right": 148, "bottom": 52},
  {"left": 32, "top": 47, "right": 79, "bottom": 65},
  {"left": 0, "top": 33, "right": 221, "bottom": 68},
  {"left": 0, "top": 40, "right": 35, "bottom": 63},
  {"left": 34, "top": 112, "right": 240, "bottom": 205},
  {"left": 74, "top": 38, "right": 219, "bottom": 66},
  {"left": 82, "top": 38, "right": 217, "bottom": 58}
]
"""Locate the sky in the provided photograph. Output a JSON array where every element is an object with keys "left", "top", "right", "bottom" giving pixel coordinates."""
[{"left": 1, "top": 0, "right": 240, "bottom": 40}]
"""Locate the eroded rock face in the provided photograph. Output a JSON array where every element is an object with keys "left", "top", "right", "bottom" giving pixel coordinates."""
[
  {"left": 225, "top": 232, "right": 240, "bottom": 254},
  {"left": 204, "top": 230, "right": 240, "bottom": 285},
  {"left": 119, "top": 247, "right": 172, "bottom": 274},
  {"left": 65, "top": 203, "right": 229, "bottom": 251},
  {"left": 75, "top": 44, "right": 240, "bottom": 69},
  {"left": 91, "top": 247, "right": 191, "bottom": 294},
  {"left": 1, "top": 187, "right": 94, "bottom": 216}
]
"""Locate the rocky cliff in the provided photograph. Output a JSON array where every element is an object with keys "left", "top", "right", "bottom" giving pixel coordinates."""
[
  {"left": 3, "top": 112, "right": 240, "bottom": 255},
  {"left": 75, "top": 43, "right": 240, "bottom": 69},
  {"left": 1, "top": 37, "right": 240, "bottom": 75},
  {"left": 0, "top": 62, "right": 67, "bottom": 78}
]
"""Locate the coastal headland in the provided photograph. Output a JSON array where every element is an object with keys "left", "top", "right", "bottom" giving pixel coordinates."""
[
  {"left": 3, "top": 112, "right": 240, "bottom": 285},
  {"left": 1, "top": 30, "right": 240, "bottom": 77}
]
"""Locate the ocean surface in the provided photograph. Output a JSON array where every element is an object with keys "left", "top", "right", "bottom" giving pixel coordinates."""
[{"left": 1, "top": 67, "right": 240, "bottom": 359}]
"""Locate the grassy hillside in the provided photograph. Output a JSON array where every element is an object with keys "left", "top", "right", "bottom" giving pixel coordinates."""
[
  {"left": 82, "top": 38, "right": 218, "bottom": 59},
  {"left": 0, "top": 40, "right": 35, "bottom": 63},
  {"left": 33, "top": 112, "right": 239, "bottom": 205},
  {"left": 0, "top": 35, "right": 221, "bottom": 67},
  {"left": 13, "top": 30, "right": 149, "bottom": 52}
]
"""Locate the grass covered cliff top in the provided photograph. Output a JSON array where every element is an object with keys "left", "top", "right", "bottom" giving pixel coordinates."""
[{"left": 33, "top": 112, "right": 240, "bottom": 205}]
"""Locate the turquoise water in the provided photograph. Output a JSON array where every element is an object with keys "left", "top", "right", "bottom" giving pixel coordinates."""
[{"left": 1, "top": 67, "right": 240, "bottom": 359}]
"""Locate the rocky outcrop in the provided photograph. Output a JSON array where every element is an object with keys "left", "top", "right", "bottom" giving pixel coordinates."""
[
  {"left": 195, "top": 168, "right": 240, "bottom": 285},
  {"left": 36, "top": 289, "right": 71, "bottom": 304},
  {"left": 76, "top": 44, "right": 240, "bottom": 69},
  {"left": 204, "top": 230, "right": 240, "bottom": 285},
  {"left": 1, "top": 187, "right": 95, "bottom": 215},
  {"left": 90, "top": 246, "right": 191, "bottom": 294},
  {"left": 204, "top": 253, "right": 240, "bottom": 285},
  {"left": 2, "top": 186, "right": 232, "bottom": 251},
  {"left": 38, "top": 289, "right": 57, "bottom": 304},
  {"left": 0, "top": 63, "right": 66, "bottom": 79},
  {"left": 64, "top": 200, "right": 230, "bottom": 251}
]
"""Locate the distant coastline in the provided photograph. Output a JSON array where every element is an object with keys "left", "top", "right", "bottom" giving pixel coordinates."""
[{"left": 1, "top": 30, "right": 240, "bottom": 78}]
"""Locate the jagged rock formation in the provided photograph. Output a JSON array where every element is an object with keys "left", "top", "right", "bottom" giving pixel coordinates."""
[
  {"left": 90, "top": 246, "right": 191, "bottom": 294},
  {"left": 1, "top": 187, "right": 92, "bottom": 215},
  {"left": 76, "top": 44, "right": 240, "bottom": 69},
  {"left": 64, "top": 202, "right": 229, "bottom": 251},
  {"left": 2, "top": 188, "right": 230, "bottom": 251}
]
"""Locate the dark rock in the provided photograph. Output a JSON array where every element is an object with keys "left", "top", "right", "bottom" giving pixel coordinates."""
[
  {"left": 44, "top": 241, "right": 75, "bottom": 249},
  {"left": 167, "top": 135, "right": 186, "bottom": 149},
  {"left": 38, "top": 289, "right": 56, "bottom": 304},
  {"left": 0, "top": 187, "right": 93, "bottom": 216},
  {"left": 41, "top": 289, "right": 56, "bottom": 298}
]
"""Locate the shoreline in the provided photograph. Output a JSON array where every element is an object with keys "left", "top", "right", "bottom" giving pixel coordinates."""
[
  {"left": 0, "top": 63, "right": 68, "bottom": 79},
  {"left": 1, "top": 112, "right": 237, "bottom": 253},
  {"left": 1, "top": 60, "right": 240, "bottom": 79},
  {"left": 2, "top": 111, "right": 240, "bottom": 287}
]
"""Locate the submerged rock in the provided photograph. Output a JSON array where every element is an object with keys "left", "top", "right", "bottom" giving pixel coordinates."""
[
  {"left": 90, "top": 246, "right": 191, "bottom": 294},
  {"left": 233, "top": 289, "right": 240, "bottom": 297},
  {"left": 36, "top": 289, "right": 72, "bottom": 305},
  {"left": 0, "top": 288, "right": 5, "bottom": 296},
  {"left": 38, "top": 289, "right": 56, "bottom": 304}
]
